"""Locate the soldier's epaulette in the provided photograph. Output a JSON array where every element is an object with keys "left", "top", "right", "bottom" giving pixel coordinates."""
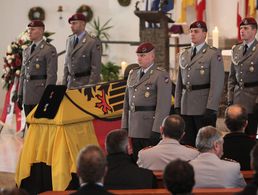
[
  {"left": 232, "top": 42, "right": 243, "bottom": 50},
  {"left": 156, "top": 66, "right": 166, "bottom": 71},
  {"left": 209, "top": 46, "right": 218, "bottom": 50},
  {"left": 222, "top": 158, "right": 238, "bottom": 163},
  {"left": 68, "top": 34, "right": 74, "bottom": 37},
  {"left": 184, "top": 145, "right": 198, "bottom": 150},
  {"left": 89, "top": 32, "right": 97, "bottom": 39},
  {"left": 129, "top": 66, "right": 140, "bottom": 75}
]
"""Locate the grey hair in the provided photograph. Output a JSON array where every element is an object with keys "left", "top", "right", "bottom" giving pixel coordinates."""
[{"left": 196, "top": 126, "right": 223, "bottom": 153}]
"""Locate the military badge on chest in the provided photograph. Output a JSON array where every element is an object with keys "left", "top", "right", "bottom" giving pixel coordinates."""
[
  {"left": 249, "top": 62, "right": 255, "bottom": 72},
  {"left": 145, "top": 83, "right": 152, "bottom": 98}
]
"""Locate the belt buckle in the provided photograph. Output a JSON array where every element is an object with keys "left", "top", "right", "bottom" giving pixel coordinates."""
[
  {"left": 239, "top": 81, "right": 244, "bottom": 89},
  {"left": 186, "top": 84, "right": 192, "bottom": 91},
  {"left": 130, "top": 105, "right": 135, "bottom": 112}
]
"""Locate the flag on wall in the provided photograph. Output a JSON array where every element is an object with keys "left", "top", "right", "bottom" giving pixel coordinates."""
[
  {"left": 237, "top": 0, "right": 247, "bottom": 41},
  {"left": 196, "top": 0, "right": 206, "bottom": 21},
  {"left": 177, "top": 0, "right": 195, "bottom": 22},
  {"left": 247, "top": 0, "right": 256, "bottom": 17}
]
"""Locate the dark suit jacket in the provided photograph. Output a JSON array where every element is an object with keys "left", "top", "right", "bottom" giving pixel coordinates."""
[
  {"left": 70, "top": 183, "right": 113, "bottom": 195},
  {"left": 235, "top": 173, "right": 258, "bottom": 195},
  {"left": 222, "top": 132, "right": 256, "bottom": 170},
  {"left": 104, "top": 153, "right": 157, "bottom": 189}
]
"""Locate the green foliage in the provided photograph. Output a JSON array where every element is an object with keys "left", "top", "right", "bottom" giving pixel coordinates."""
[{"left": 101, "top": 61, "right": 120, "bottom": 81}]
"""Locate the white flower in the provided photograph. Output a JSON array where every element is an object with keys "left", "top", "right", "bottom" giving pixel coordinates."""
[
  {"left": 6, "top": 67, "right": 10, "bottom": 72},
  {"left": 7, "top": 59, "right": 12, "bottom": 64},
  {"left": 21, "top": 45, "right": 28, "bottom": 50},
  {"left": 11, "top": 54, "right": 15, "bottom": 59},
  {"left": 15, "top": 70, "right": 20, "bottom": 75},
  {"left": 7, "top": 45, "right": 12, "bottom": 53}
]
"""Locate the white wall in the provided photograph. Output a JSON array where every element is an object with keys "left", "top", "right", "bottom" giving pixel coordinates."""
[{"left": 0, "top": 0, "right": 247, "bottom": 109}]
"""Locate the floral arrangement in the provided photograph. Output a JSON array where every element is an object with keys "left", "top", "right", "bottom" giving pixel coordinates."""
[{"left": 1, "top": 30, "right": 54, "bottom": 90}]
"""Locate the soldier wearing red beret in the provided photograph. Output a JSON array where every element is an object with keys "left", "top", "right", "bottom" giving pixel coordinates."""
[
  {"left": 17, "top": 20, "right": 57, "bottom": 117},
  {"left": 175, "top": 20, "right": 225, "bottom": 147},
  {"left": 62, "top": 13, "right": 102, "bottom": 89},
  {"left": 122, "top": 42, "right": 172, "bottom": 161},
  {"left": 228, "top": 17, "right": 258, "bottom": 139}
]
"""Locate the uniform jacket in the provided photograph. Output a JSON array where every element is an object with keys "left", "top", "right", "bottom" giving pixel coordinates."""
[
  {"left": 104, "top": 153, "right": 157, "bottom": 189},
  {"left": 18, "top": 40, "right": 57, "bottom": 105},
  {"left": 175, "top": 43, "right": 225, "bottom": 115},
  {"left": 190, "top": 153, "right": 246, "bottom": 188},
  {"left": 222, "top": 132, "right": 256, "bottom": 170},
  {"left": 62, "top": 31, "right": 102, "bottom": 89},
  {"left": 121, "top": 64, "right": 172, "bottom": 138},
  {"left": 70, "top": 183, "right": 113, "bottom": 195},
  {"left": 137, "top": 138, "right": 199, "bottom": 171},
  {"left": 228, "top": 39, "right": 258, "bottom": 113}
]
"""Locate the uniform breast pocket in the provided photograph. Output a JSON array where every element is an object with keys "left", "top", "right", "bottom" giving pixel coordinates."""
[{"left": 195, "top": 61, "right": 209, "bottom": 76}]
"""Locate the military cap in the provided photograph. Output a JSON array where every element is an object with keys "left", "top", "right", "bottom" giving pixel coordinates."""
[
  {"left": 190, "top": 20, "right": 207, "bottom": 32},
  {"left": 240, "top": 17, "right": 257, "bottom": 29},
  {"left": 68, "top": 13, "right": 86, "bottom": 24},
  {"left": 27, "top": 20, "right": 45, "bottom": 28},
  {"left": 136, "top": 42, "right": 155, "bottom": 53}
]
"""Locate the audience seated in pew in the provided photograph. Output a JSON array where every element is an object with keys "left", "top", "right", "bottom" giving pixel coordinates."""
[
  {"left": 190, "top": 126, "right": 246, "bottom": 188},
  {"left": 235, "top": 143, "right": 258, "bottom": 195},
  {"left": 137, "top": 115, "right": 199, "bottom": 171},
  {"left": 104, "top": 129, "right": 157, "bottom": 189},
  {"left": 222, "top": 104, "right": 256, "bottom": 170},
  {"left": 163, "top": 159, "right": 195, "bottom": 195}
]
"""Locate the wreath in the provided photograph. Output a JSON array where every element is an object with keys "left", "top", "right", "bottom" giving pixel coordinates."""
[
  {"left": 28, "top": 6, "right": 45, "bottom": 21},
  {"left": 76, "top": 5, "right": 93, "bottom": 22}
]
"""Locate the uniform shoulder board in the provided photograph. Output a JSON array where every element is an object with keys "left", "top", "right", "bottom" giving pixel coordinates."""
[
  {"left": 68, "top": 34, "right": 73, "bottom": 37},
  {"left": 156, "top": 66, "right": 166, "bottom": 71},
  {"left": 184, "top": 46, "right": 191, "bottom": 49},
  {"left": 184, "top": 145, "right": 198, "bottom": 150},
  {"left": 222, "top": 158, "right": 238, "bottom": 163},
  {"left": 129, "top": 67, "right": 140, "bottom": 75},
  {"left": 89, "top": 32, "right": 97, "bottom": 39},
  {"left": 209, "top": 46, "right": 217, "bottom": 50},
  {"left": 232, "top": 42, "right": 242, "bottom": 50}
]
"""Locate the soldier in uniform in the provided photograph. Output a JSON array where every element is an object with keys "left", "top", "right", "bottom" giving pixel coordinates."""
[
  {"left": 17, "top": 20, "right": 57, "bottom": 117},
  {"left": 121, "top": 42, "right": 172, "bottom": 161},
  {"left": 190, "top": 126, "right": 246, "bottom": 188},
  {"left": 62, "top": 13, "right": 102, "bottom": 89},
  {"left": 175, "top": 21, "right": 225, "bottom": 147},
  {"left": 228, "top": 17, "right": 258, "bottom": 139}
]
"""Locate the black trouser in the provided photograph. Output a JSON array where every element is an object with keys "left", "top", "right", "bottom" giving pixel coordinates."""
[
  {"left": 180, "top": 114, "right": 217, "bottom": 147},
  {"left": 245, "top": 113, "right": 258, "bottom": 139}
]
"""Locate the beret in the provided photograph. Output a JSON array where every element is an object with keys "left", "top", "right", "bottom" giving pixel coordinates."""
[
  {"left": 68, "top": 13, "right": 86, "bottom": 23},
  {"left": 136, "top": 42, "right": 155, "bottom": 53},
  {"left": 240, "top": 17, "right": 257, "bottom": 28},
  {"left": 190, "top": 20, "right": 207, "bottom": 32},
  {"left": 28, "top": 20, "right": 45, "bottom": 28}
]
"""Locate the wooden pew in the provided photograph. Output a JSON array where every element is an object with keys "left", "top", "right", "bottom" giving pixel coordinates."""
[
  {"left": 153, "top": 170, "right": 254, "bottom": 188},
  {"left": 40, "top": 188, "right": 243, "bottom": 195}
]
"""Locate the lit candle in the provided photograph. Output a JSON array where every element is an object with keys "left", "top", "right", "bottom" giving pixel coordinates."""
[
  {"left": 120, "top": 61, "right": 128, "bottom": 77},
  {"left": 212, "top": 26, "right": 219, "bottom": 48}
]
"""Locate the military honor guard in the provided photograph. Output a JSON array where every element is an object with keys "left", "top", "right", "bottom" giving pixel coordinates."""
[
  {"left": 17, "top": 20, "right": 57, "bottom": 116},
  {"left": 121, "top": 42, "right": 172, "bottom": 161},
  {"left": 62, "top": 13, "right": 102, "bottom": 89},
  {"left": 175, "top": 20, "right": 225, "bottom": 147},
  {"left": 228, "top": 17, "right": 258, "bottom": 139}
]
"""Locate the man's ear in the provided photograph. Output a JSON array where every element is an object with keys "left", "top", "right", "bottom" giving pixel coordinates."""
[{"left": 160, "top": 126, "right": 164, "bottom": 134}]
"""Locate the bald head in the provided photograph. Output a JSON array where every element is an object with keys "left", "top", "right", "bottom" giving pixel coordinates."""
[{"left": 225, "top": 104, "right": 248, "bottom": 132}]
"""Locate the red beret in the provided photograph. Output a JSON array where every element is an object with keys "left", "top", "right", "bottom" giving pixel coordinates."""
[
  {"left": 190, "top": 21, "right": 207, "bottom": 32},
  {"left": 240, "top": 17, "right": 257, "bottom": 28},
  {"left": 27, "top": 20, "right": 45, "bottom": 28},
  {"left": 68, "top": 13, "right": 86, "bottom": 24},
  {"left": 136, "top": 42, "right": 155, "bottom": 53}
]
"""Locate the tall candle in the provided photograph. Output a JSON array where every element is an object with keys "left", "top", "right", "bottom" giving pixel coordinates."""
[
  {"left": 212, "top": 26, "right": 219, "bottom": 48},
  {"left": 120, "top": 61, "right": 128, "bottom": 77}
]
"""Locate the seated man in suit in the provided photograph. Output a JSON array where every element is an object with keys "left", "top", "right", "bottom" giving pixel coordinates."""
[
  {"left": 104, "top": 129, "right": 157, "bottom": 189},
  {"left": 236, "top": 143, "right": 258, "bottom": 195},
  {"left": 164, "top": 159, "right": 195, "bottom": 195},
  {"left": 222, "top": 104, "right": 256, "bottom": 170},
  {"left": 190, "top": 126, "right": 246, "bottom": 188},
  {"left": 137, "top": 115, "right": 199, "bottom": 171},
  {"left": 71, "top": 145, "right": 112, "bottom": 195}
]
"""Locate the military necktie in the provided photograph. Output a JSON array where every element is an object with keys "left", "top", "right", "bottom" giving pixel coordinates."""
[
  {"left": 191, "top": 47, "right": 197, "bottom": 60},
  {"left": 140, "top": 70, "right": 145, "bottom": 78},
  {"left": 243, "top": 44, "right": 248, "bottom": 55},
  {"left": 74, "top": 37, "right": 79, "bottom": 48},
  {"left": 31, "top": 44, "right": 36, "bottom": 54}
]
